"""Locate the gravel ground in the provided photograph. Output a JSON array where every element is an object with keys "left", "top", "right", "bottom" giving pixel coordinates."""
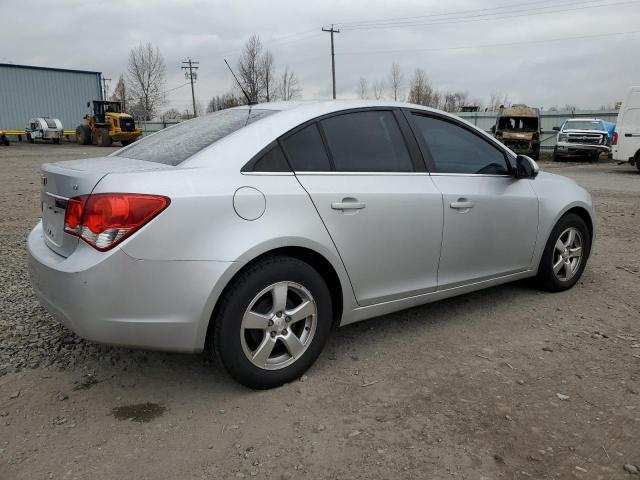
[{"left": 1, "top": 142, "right": 639, "bottom": 479}]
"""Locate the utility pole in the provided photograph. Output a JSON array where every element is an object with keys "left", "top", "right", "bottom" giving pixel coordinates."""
[
  {"left": 321, "top": 25, "right": 340, "bottom": 99},
  {"left": 181, "top": 58, "right": 200, "bottom": 117},
  {"left": 101, "top": 77, "right": 111, "bottom": 100}
]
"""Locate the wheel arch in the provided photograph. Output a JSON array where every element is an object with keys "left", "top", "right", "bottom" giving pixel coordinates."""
[
  {"left": 203, "top": 246, "right": 346, "bottom": 353},
  {"left": 564, "top": 206, "right": 593, "bottom": 242}
]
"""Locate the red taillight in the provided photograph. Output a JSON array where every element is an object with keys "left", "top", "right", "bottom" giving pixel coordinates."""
[
  {"left": 612, "top": 132, "right": 618, "bottom": 145},
  {"left": 64, "top": 193, "right": 170, "bottom": 251}
]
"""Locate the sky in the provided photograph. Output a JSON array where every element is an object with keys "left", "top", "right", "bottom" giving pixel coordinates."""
[{"left": 2, "top": 0, "right": 640, "bottom": 112}]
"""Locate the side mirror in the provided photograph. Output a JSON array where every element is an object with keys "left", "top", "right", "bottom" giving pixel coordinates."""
[
  {"left": 553, "top": 126, "right": 560, "bottom": 131},
  {"left": 515, "top": 155, "right": 539, "bottom": 179}
]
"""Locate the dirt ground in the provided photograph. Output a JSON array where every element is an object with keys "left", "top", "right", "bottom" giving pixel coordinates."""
[{"left": 1, "top": 142, "right": 639, "bottom": 480}]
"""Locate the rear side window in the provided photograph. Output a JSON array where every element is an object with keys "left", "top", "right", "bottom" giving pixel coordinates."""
[
  {"left": 116, "top": 109, "right": 276, "bottom": 166},
  {"left": 282, "top": 124, "right": 331, "bottom": 171},
  {"left": 412, "top": 114, "right": 509, "bottom": 175},
  {"left": 249, "top": 144, "right": 290, "bottom": 172},
  {"left": 321, "top": 111, "right": 413, "bottom": 172}
]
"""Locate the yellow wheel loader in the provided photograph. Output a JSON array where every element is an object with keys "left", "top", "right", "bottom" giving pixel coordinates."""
[{"left": 76, "top": 101, "right": 142, "bottom": 147}]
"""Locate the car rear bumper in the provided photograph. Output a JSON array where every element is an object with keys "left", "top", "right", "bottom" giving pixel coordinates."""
[
  {"left": 27, "top": 221, "right": 234, "bottom": 353},
  {"left": 556, "top": 141, "right": 610, "bottom": 155}
]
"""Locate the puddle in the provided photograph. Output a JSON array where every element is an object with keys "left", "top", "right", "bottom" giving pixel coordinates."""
[{"left": 111, "top": 402, "right": 166, "bottom": 422}]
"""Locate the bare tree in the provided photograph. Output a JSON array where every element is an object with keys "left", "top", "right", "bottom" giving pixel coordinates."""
[
  {"left": 207, "top": 92, "right": 244, "bottom": 112},
  {"left": 388, "top": 62, "right": 403, "bottom": 101},
  {"left": 238, "top": 34, "right": 264, "bottom": 103},
  {"left": 373, "top": 79, "right": 385, "bottom": 100},
  {"left": 277, "top": 66, "right": 302, "bottom": 101},
  {"left": 261, "top": 51, "right": 275, "bottom": 102},
  {"left": 109, "top": 74, "right": 127, "bottom": 111},
  {"left": 162, "top": 108, "right": 182, "bottom": 120},
  {"left": 126, "top": 42, "right": 166, "bottom": 120},
  {"left": 487, "top": 91, "right": 510, "bottom": 111},
  {"left": 407, "top": 68, "right": 433, "bottom": 106},
  {"left": 357, "top": 77, "right": 369, "bottom": 100}
]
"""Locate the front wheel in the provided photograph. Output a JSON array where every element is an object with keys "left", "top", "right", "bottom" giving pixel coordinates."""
[
  {"left": 535, "top": 213, "right": 591, "bottom": 292},
  {"left": 552, "top": 147, "right": 563, "bottom": 162},
  {"left": 212, "top": 256, "right": 332, "bottom": 389}
]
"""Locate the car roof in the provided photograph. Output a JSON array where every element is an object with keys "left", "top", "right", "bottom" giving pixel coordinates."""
[
  {"left": 565, "top": 118, "right": 603, "bottom": 122},
  {"left": 184, "top": 100, "right": 503, "bottom": 170}
]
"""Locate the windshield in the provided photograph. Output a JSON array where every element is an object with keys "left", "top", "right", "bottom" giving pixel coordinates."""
[
  {"left": 563, "top": 120, "right": 604, "bottom": 131},
  {"left": 497, "top": 116, "right": 538, "bottom": 131},
  {"left": 116, "top": 108, "right": 276, "bottom": 165}
]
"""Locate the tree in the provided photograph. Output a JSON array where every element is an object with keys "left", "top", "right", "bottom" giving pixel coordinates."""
[
  {"left": 126, "top": 42, "right": 166, "bottom": 120},
  {"left": 488, "top": 91, "right": 509, "bottom": 111},
  {"left": 388, "top": 62, "right": 403, "bottom": 101},
  {"left": 407, "top": 68, "right": 433, "bottom": 106},
  {"left": 162, "top": 108, "right": 182, "bottom": 119},
  {"left": 277, "top": 66, "right": 301, "bottom": 101},
  {"left": 372, "top": 79, "right": 385, "bottom": 100},
  {"left": 207, "top": 92, "right": 244, "bottom": 112},
  {"left": 261, "top": 51, "right": 275, "bottom": 102},
  {"left": 109, "top": 74, "right": 127, "bottom": 111},
  {"left": 357, "top": 77, "right": 369, "bottom": 99},
  {"left": 238, "top": 34, "right": 264, "bottom": 103}
]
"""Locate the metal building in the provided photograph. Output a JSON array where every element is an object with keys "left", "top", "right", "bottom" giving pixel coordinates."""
[{"left": 0, "top": 63, "right": 103, "bottom": 131}]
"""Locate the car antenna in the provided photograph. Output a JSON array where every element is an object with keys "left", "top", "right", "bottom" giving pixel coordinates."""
[{"left": 224, "top": 59, "right": 256, "bottom": 106}]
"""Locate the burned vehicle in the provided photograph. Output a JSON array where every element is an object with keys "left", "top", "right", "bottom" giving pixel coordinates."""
[{"left": 492, "top": 105, "right": 541, "bottom": 160}]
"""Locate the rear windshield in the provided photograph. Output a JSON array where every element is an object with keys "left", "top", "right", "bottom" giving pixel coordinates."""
[
  {"left": 116, "top": 108, "right": 276, "bottom": 165},
  {"left": 563, "top": 120, "right": 604, "bottom": 131},
  {"left": 498, "top": 116, "right": 538, "bottom": 131}
]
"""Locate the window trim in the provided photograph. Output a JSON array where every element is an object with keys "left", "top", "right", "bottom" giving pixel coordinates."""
[{"left": 403, "top": 109, "right": 515, "bottom": 176}]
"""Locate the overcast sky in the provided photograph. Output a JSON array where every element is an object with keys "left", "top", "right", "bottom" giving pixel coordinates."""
[{"left": 2, "top": 0, "right": 639, "bottom": 111}]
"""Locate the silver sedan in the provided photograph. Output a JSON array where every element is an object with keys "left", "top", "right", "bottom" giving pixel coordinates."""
[{"left": 28, "top": 101, "right": 594, "bottom": 388}]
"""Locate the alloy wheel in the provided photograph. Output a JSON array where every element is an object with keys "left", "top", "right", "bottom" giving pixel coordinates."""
[
  {"left": 240, "top": 281, "right": 317, "bottom": 370},
  {"left": 552, "top": 227, "right": 583, "bottom": 282}
]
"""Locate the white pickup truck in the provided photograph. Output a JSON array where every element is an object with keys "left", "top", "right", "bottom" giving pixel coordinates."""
[{"left": 552, "top": 118, "right": 610, "bottom": 162}]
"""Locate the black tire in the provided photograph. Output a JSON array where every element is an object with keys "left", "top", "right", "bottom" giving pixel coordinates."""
[
  {"left": 635, "top": 152, "right": 640, "bottom": 173},
  {"left": 212, "top": 255, "right": 333, "bottom": 389},
  {"left": 535, "top": 213, "right": 591, "bottom": 292},
  {"left": 96, "top": 128, "right": 112, "bottom": 147},
  {"left": 26, "top": 132, "right": 34, "bottom": 144},
  {"left": 120, "top": 139, "right": 133, "bottom": 147},
  {"left": 52, "top": 138, "right": 60, "bottom": 144},
  {"left": 552, "top": 147, "right": 563, "bottom": 162},
  {"left": 76, "top": 125, "right": 91, "bottom": 145},
  {"left": 590, "top": 151, "right": 600, "bottom": 163}
]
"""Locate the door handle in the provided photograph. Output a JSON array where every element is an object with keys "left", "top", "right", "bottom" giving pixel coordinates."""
[
  {"left": 624, "top": 133, "right": 636, "bottom": 137},
  {"left": 331, "top": 198, "right": 366, "bottom": 211},
  {"left": 450, "top": 199, "right": 474, "bottom": 211}
]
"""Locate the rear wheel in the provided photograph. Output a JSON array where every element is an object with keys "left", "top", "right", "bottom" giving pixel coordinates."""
[
  {"left": 96, "top": 128, "right": 112, "bottom": 147},
  {"left": 26, "top": 132, "right": 34, "bottom": 144},
  {"left": 635, "top": 151, "right": 640, "bottom": 173},
  {"left": 52, "top": 138, "right": 60, "bottom": 144},
  {"left": 76, "top": 125, "right": 91, "bottom": 145},
  {"left": 212, "top": 256, "right": 332, "bottom": 389},
  {"left": 535, "top": 213, "right": 591, "bottom": 292}
]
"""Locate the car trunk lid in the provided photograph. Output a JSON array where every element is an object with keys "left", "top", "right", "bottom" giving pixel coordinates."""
[{"left": 40, "top": 157, "right": 173, "bottom": 257}]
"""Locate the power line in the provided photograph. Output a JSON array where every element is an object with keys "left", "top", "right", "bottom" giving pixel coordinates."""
[
  {"left": 334, "top": 0, "right": 598, "bottom": 27},
  {"left": 338, "top": 0, "right": 639, "bottom": 30},
  {"left": 321, "top": 25, "right": 340, "bottom": 99},
  {"left": 336, "top": 29, "right": 640, "bottom": 57},
  {"left": 181, "top": 58, "right": 199, "bottom": 117}
]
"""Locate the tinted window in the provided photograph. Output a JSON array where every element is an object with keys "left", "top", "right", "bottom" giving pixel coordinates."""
[
  {"left": 413, "top": 115, "right": 509, "bottom": 175},
  {"left": 321, "top": 111, "right": 413, "bottom": 172},
  {"left": 282, "top": 124, "right": 331, "bottom": 171},
  {"left": 116, "top": 109, "right": 276, "bottom": 166},
  {"left": 250, "top": 144, "right": 290, "bottom": 172}
]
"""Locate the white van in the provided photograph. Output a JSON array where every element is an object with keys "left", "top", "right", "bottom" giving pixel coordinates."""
[{"left": 612, "top": 86, "right": 640, "bottom": 172}]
